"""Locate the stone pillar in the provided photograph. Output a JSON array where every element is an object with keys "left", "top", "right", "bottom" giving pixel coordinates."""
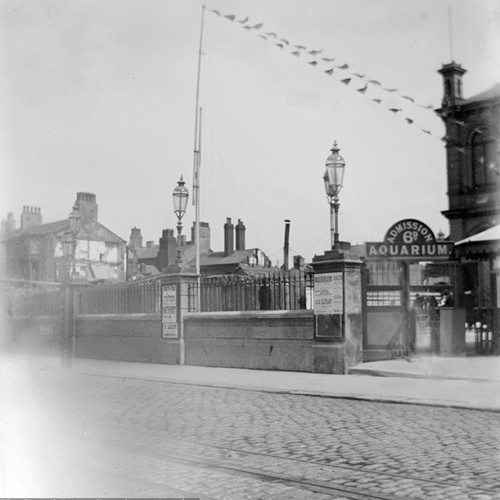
[
  {"left": 310, "top": 249, "right": 364, "bottom": 374},
  {"left": 160, "top": 265, "right": 199, "bottom": 365},
  {"left": 439, "top": 308, "right": 466, "bottom": 356}
]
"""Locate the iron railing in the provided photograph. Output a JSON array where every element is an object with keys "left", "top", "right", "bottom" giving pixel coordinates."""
[
  {"left": 192, "top": 271, "right": 314, "bottom": 312},
  {"left": 78, "top": 277, "right": 162, "bottom": 314}
]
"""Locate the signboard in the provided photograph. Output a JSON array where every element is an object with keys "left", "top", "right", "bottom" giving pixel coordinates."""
[
  {"left": 365, "top": 219, "right": 454, "bottom": 260},
  {"left": 161, "top": 284, "right": 178, "bottom": 338},
  {"left": 314, "top": 272, "right": 343, "bottom": 314}
]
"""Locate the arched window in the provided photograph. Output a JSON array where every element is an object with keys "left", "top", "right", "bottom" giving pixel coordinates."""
[{"left": 471, "top": 130, "right": 496, "bottom": 187}]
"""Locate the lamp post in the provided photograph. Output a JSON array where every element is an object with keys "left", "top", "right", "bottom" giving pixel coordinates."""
[
  {"left": 61, "top": 230, "right": 74, "bottom": 368},
  {"left": 172, "top": 176, "right": 189, "bottom": 265},
  {"left": 60, "top": 206, "right": 81, "bottom": 368},
  {"left": 323, "top": 141, "right": 346, "bottom": 249},
  {"left": 68, "top": 205, "right": 81, "bottom": 276}
]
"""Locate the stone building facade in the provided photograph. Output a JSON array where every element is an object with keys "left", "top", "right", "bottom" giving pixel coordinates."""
[
  {"left": 437, "top": 62, "right": 499, "bottom": 240},
  {"left": 436, "top": 62, "right": 500, "bottom": 328}
]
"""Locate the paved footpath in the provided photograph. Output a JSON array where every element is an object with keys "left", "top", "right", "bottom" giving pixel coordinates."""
[
  {"left": 24, "top": 353, "right": 500, "bottom": 411},
  {"left": 1, "top": 354, "right": 500, "bottom": 499}
]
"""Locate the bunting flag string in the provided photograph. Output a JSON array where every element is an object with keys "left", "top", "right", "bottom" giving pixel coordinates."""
[{"left": 207, "top": 7, "right": 441, "bottom": 139}]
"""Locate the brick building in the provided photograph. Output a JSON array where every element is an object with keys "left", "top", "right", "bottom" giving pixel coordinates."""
[
  {"left": 1, "top": 193, "right": 127, "bottom": 283},
  {"left": 436, "top": 62, "right": 500, "bottom": 326},
  {"left": 127, "top": 218, "right": 273, "bottom": 278}
]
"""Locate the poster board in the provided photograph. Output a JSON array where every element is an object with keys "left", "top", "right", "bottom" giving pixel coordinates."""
[
  {"left": 314, "top": 272, "right": 343, "bottom": 314},
  {"left": 161, "top": 284, "right": 178, "bottom": 339}
]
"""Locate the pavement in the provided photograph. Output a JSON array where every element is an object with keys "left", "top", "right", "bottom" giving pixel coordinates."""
[{"left": 21, "top": 353, "right": 500, "bottom": 413}]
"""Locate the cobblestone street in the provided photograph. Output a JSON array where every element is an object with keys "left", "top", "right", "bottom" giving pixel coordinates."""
[{"left": 2, "top": 361, "right": 499, "bottom": 499}]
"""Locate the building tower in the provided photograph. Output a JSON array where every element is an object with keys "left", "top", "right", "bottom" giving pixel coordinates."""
[{"left": 436, "top": 63, "right": 500, "bottom": 241}]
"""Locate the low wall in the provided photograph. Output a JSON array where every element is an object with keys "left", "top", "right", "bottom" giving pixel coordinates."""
[
  {"left": 184, "top": 310, "right": 316, "bottom": 372},
  {"left": 76, "top": 314, "right": 180, "bottom": 364},
  {"left": 8, "top": 315, "right": 63, "bottom": 355}
]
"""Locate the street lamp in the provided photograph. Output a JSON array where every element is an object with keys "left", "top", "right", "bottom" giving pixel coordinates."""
[
  {"left": 323, "top": 141, "right": 346, "bottom": 249},
  {"left": 172, "top": 176, "right": 189, "bottom": 264},
  {"left": 68, "top": 205, "right": 81, "bottom": 276},
  {"left": 60, "top": 205, "right": 81, "bottom": 368},
  {"left": 61, "top": 230, "right": 74, "bottom": 368}
]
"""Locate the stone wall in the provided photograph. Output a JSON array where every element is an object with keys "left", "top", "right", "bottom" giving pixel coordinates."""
[
  {"left": 75, "top": 314, "right": 180, "bottom": 364},
  {"left": 184, "top": 310, "right": 316, "bottom": 371}
]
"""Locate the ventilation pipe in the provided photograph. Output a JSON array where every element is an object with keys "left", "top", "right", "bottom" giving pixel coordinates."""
[{"left": 283, "top": 219, "right": 290, "bottom": 271}]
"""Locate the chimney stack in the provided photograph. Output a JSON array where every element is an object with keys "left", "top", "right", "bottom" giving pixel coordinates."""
[
  {"left": 129, "top": 227, "right": 143, "bottom": 249},
  {"left": 75, "top": 192, "right": 98, "bottom": 227},
  {"left": 283, "top": 219, "right": 290, "bottom": 271},
  {"left": 21, "top": 206, "right": 42, "bottom": 230},
  {"left": 235, "top": 219, "right": 246, "bottom": 251},
  {"left": 158, "top": 229, "right": 177, "bottom": 271},
  {"left": 224, "top": 217, "right": 234, "bottom": 256}
]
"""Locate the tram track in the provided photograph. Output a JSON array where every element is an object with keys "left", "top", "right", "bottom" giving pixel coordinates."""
[{"left": 101, "top": 426, "right": 499, "bottom": 499}]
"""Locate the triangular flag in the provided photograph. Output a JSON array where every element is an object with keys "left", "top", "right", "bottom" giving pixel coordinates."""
[
  {"left": 422, "top": 129, "right": 432, "bottom": 135},
  {"left": 265, "top": 32, "right": 277, "bottom": 37},
  {"left": 384, "top": 88, "right": 397, "bottom": 93},
  {"left": 357, "top": 84, "right": 368, "bottom": 94},
  {"left": 211, "top": 9, "right": 221, "bottom": 15},
  {"left": 405, "top": 118, "right": 414, "bottom": 124},
  {"left": 341, "top": 78, "right": 351, "bottom": 85},
  {"left": 372, "top": 99, "right": 382, "bottom": 104},
  {"left": 279, "top": 38, "right": 289, "bottom": 45},
  {"left": 337, "top": 64, "right": 349, "bottom": 70},
  {"left": 252, "top": 22, "right": 263, "bottom": 29},
  {"left": 294, "top": 44, "right": 306, "bottom": 49},
  {"left": 308, "top": 60, "right": 318, "bottom": 66},
  {"left": 238, "top": 16, "right": 249, "bottom": 23},
  {"left": 352, "top": 73, "right": 366, "bottom": 78},
  {"left": 309, "top": 49, "right": 323, "bottom": 55},
  {"left": 324, "top": 68, "right": 334, "bottom": 75},
  {"left": 401, "top": 95, "right": 415, "bottom": 103},
  {"left": 291, "top": 51, "right": 301, "bottom": 57},
  {"left": 368, "top": 79, "right": 381, "bottom": 85},
  {"left": 389, "top": 108, "right": 401, "bottom": 113},
  {"left": 276, "top": 43, "right": 284, "bottom": 49},
  {"left": 224, "top": 14, "right": 236, "bottom": 21},
  {"left": 322, "top": 57, "right": 335, "bottom": 62}
]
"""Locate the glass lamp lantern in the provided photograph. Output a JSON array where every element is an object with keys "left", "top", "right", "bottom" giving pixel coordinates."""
[
  {"left": 61, "top": 231, "right": 73, "bottom": 259},
  {"left": 323, "top": 141, "right": 345, "bottom": 198},
  {"left": 172, "top": 176, "right": 189, "bottom": 221},
  {"left": 68, "top": 205, "right": 81, "bottom": 235}
]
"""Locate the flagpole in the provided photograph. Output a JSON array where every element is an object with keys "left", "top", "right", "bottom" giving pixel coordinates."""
[{"left": 193, "top": 5, "right": 205, "bottom": 310}]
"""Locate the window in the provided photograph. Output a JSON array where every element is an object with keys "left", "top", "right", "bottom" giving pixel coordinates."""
[{"left": 471, "top": 130, "right": 496, "bottom": 187}]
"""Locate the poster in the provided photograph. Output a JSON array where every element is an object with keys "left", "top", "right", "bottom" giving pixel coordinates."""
[
  {"left": 161, "top": 284, "right": 178, "bottom": 338},
  {"left": 314, "top": 272, "right": 343, "bottom": 314},
  {"left": 345, "top": 269, "right": 362, "bottom": 314}
]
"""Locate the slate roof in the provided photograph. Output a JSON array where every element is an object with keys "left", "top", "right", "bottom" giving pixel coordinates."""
[
  {"left": 135, "top": 245, "right": 159, "bottom": 259},
  {"left": 185, "top": 249, "right": 258, "bottom": 267},
  {"left": 464, "top": 83, "right": 500, "bottom": 105},
  {"left": 3, "top": 219, "right": 125, "bottom": 244}
]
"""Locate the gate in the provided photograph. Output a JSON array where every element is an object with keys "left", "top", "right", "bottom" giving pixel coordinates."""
[{"left": 362, "top": 219, "right": 457, "bottom": 361}]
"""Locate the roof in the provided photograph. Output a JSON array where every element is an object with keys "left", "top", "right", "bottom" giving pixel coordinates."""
[
  {"left": 455, "top": 225, "right": 500, "bottom": 259},
  {"left": 3, "top": 219, "right": 125, "bottom": 244},
  {"left": 186, "top": 249, "right": 260, "bottom": 267},
  {"left": 3, "top": 219, "right": 68, "bottom": 239},
  {"left": 135, "top": 245, "right": 159, "bottom": 259},
  {"left": 464, "top": 83, "right": 500, "bottom": 105},
  {"left": 455, "top": 225, "right": 500, "bottom": 246}
]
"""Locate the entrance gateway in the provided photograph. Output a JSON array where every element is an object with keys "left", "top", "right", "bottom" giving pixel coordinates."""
[{"left": 363, "top": 219, "right": 456, "bottom": 361}]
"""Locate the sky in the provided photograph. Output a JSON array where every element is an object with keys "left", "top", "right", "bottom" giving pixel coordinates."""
[{"left": 1, "top": 0, "right": 499, "bottom": 264}]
